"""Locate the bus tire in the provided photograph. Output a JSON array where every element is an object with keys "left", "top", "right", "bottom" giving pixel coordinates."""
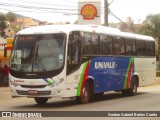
[
  {"left": 128, "top": 77, "right": 138, "bottom": 96},
  {"left": 76, "top": 81, "right": 91, "bottom": 104},
  {"left": 34, "top": 97, "right": 48, "bottom": 105},
  {"left": 121, "top": 77, "right": 138, "bottom": 96}
]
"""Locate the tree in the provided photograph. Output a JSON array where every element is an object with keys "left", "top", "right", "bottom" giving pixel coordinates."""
[
  {"left": 11, "top": 25, "right": 21, "bottom": 33},
  {"left": 109, "top": 17, "right": 137, "bottom": 33},
  {"left": 0, "top": 14, "right": 7, "bottom": 37},
  {"left": 139, "top": 14, "right": 160, "bottom": 64},
  {"left": 126, "top": 17, "right": 135, "bottom": 32},
  {"left": 5, "top": 12, "right": 16, "bottom": 22}
]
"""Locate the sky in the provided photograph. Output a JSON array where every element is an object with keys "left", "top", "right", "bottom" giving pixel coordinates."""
[{"left": 0, "top": 0, "right": 160, "bottom": 24}]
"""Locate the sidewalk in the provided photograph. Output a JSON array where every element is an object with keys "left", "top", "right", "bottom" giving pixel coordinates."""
[
  {"left": 0, "top": 87, "right": 10, "bottom": 92},
  {"left": 149, "top": 77, "right": 160, "bottom": 86},
  {"left": 0, "top": 86, "right": 12, "bottom": 100}
]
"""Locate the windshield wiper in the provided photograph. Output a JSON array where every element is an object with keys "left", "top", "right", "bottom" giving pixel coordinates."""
[
  {"left": 34, "top": 45, "right": 39, "bottom": 65},
  {"left": 34, "top": 44, "right": 46, "bottom": 72},
  {"left": 19, "top": 45, "right": 34, "bottom": 72}
]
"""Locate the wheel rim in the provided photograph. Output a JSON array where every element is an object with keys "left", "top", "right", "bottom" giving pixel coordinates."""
[
  {"left": 82, "top": 84, "right": 89, "bottom": 100},
  {"left": 133, "top": 81, "right": 137, "bottom": 93}
]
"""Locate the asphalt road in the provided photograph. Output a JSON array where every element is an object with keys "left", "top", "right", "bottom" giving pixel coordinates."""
[{"left": 1, "top": 85, "right": 160, "bottom": 120}]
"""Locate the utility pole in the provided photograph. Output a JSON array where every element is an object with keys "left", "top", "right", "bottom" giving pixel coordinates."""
[{"left": 104, "top": 0, "right": 108, "bottom": 26}]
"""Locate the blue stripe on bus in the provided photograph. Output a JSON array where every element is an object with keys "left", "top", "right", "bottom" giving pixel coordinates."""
[{"left": 88, "top": 57, "right": 134, "bottom": 93}]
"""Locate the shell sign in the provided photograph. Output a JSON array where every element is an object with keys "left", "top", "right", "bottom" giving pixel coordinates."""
[{"left": 81, "top": 4, "right": 97, "bottom": 20}]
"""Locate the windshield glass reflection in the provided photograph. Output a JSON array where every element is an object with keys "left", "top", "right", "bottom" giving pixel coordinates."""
[{"left": 10, "top": 33, "right": 66, "bottom": 72}]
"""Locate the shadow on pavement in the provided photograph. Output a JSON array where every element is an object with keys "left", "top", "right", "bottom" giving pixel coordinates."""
[{"left": 11, "top": 91, "right": 147, "bottom": 110}]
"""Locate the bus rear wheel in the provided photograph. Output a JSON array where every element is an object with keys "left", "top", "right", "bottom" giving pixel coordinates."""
[
  {"left": 76, "top": 82, "right": 91, "bottom": 104},
  {"left": 122, "top": 77, "right": 138, "bottom": 96},
  {"left": 34, "top": 97, "right": 48, "bottom": 105},
  {"left": 128, "top": 78, "right": 138, "bottom": 96}
]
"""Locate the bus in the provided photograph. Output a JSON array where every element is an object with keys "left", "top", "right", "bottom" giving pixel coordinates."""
[{"left": 9, "top": 25, "right": 156, "bottom": 104}]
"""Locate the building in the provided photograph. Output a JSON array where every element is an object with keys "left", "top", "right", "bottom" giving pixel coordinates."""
[
  {"left": 10, "top": 17, "right": 40, "bottom": 29},
  {"left": 0, "top": 37, "right": 12, "bottom": 67},
  {"left": 0, "top": 16, "right": 48, "bottom": 68}
]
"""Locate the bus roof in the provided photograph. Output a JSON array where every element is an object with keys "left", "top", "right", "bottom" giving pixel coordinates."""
[
  {"left": 17, "top": 25, "right": 154, "bottom": 41},
  {"left": 17, "top": 25, "right": 120, "bottom": 34}
]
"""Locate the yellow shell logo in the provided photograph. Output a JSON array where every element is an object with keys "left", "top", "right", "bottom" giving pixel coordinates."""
[{"left": 81, "top": 4, "right": 97, "bottom": 20}]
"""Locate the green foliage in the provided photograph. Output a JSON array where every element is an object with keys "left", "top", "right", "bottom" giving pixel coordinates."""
[
  {"left": 139, "top": 13, "right": 160, "bottom": 63},
  {"left": 0, "top": 14, "right": 7, "bottom": 35},
  {"left": 5, "top": 12, "right": 16, "bottom": 22},
  {"left": 139, "top": 13, "right": 160, "bottom": 38},
  {"left": 109, "top": 22, "right": 117, "bottom": 28},
  {"left": 11, "top": 25, "right": 21, "bottom": 33}
]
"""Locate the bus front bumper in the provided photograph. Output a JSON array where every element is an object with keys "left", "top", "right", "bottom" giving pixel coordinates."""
[{"left": 10, "top": 82, "right": 65, "bottom": 98}]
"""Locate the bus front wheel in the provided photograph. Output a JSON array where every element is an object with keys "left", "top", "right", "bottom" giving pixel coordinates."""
[
  {"left": 34, "top": 97, "right": 48, "bottom": 105},
  {"left": 76, "top": 81, "right": 91, "bottom": 104}
]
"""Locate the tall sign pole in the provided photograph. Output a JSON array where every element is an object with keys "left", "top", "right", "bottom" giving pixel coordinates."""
[{"left": 104, "top": 0, "right": 108, "bottom": 26}]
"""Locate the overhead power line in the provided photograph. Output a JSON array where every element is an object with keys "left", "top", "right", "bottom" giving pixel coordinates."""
[
  {"left": 109, "top": 9, "right": 123, "bottom": 22},
  {"left": 1, "top": 0, "right": 124, "bottom": 24},
  {"left": 12, "top": 0, "right": 78, "bottom": 4},
  {"left": 0, "top": 1, "right": 106, "bottom": 11},
  {"left": 0, "top": 2, "right": 77, "bottom": 11},
  {"left": 0, "top": 8, "right": 78, "bottom": 14},
  {"left": 9, "top": 0, "right": 78, "bottom": 9},
  {"left": 108, "top": 0, "right": 115, "bottom": 6}
]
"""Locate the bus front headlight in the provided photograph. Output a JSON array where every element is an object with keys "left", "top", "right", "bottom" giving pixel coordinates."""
[{"left": 49, "top": 78, "right": 64, "bottom": 88}]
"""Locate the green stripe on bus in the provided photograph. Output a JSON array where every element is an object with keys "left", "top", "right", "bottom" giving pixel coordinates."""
[
  {"left": 76, "top": 61, "right": 89, "bottom": 96},
  {"left": 123, "top": 58, "right": 133, "bottom": 89}
]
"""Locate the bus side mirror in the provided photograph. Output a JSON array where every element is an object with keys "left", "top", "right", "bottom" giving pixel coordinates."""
[{"left": 4, "top": 46, "right": 7, "bottom": 57}]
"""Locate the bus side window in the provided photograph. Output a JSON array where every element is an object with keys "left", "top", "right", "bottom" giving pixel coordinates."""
[
  {"left": 67, "top": 44, "right": 79, "bottom": 64},
  {"left": 83, "top": 33, "right": 92, "bottom": 55},
  {"left": 146, "top": 41, "right": 155, "bottom": 56},
  {"left": 125, "top": 38, "right": 136, "bottom": 56},
  {"left": 113, "top": 37, "right": 125, "bottom": 55},
  {"left": 92, "top": 34, "right": 99, "bottom": 55},
  {"left": 136, "top": 40, "right": 145, "bottom": 56},
  {"left": 100, "top": 34, "right": 113, "bottom": 55},
  {"left": 67, "top": 31, "right": 81, "bottom": 75}
]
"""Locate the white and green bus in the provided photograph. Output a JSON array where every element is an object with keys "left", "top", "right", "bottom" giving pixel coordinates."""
[{"left": 9, "top": 25, "right": 156, "bottom": 104}]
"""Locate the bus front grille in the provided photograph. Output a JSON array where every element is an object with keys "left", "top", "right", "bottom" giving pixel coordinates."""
[
  {"left": 20, "top": 85, "right": 47, "bottom": 88},
  {"left": 16, "top": 90, "right": 51, "bottom": 95}
]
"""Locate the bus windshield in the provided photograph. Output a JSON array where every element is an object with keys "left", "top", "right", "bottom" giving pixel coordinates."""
[{"left": 10, "top": 33, "right": 66, "bottom": 72}]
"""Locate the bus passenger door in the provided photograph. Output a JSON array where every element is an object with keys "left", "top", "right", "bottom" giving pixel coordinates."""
[{"left": 66, "top": 31, "right": 81, "bottom": 84}]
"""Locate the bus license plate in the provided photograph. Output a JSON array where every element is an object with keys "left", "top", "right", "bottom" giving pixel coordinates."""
[{"left": 28, "top": 90, "right": 37, "bottom": 95}]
